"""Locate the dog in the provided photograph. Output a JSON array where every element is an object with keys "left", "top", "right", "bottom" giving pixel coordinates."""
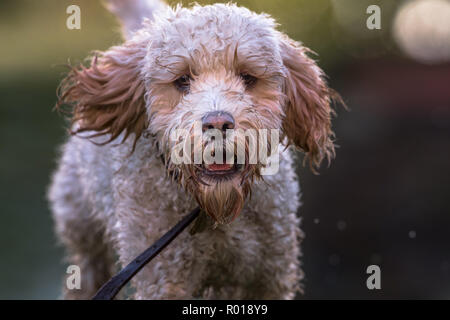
[{"left": 48, "top": 0, "right": 339, "bottom": 299}]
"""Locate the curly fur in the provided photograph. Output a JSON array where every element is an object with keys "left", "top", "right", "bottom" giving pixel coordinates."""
[{"left": 49, "top": 0, "right": 338, "bottom": 299}]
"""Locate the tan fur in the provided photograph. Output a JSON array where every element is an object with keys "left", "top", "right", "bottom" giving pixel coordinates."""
[
  {"left": 280, "top": 35, "right": 339, "bottom": 171},
  {"left": 57, "top": 42, "right": 148, "bottom": 150},
  {"left": 49, "top": 0, "right": 340, "bottom": 300}
]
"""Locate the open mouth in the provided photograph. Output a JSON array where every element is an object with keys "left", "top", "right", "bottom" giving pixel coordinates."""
[
  {"left": 199, "top": 155, "right": 242, "bottom": 177},
  {"left": 203, "top": 163, "right": 239, "bottom": 176}
]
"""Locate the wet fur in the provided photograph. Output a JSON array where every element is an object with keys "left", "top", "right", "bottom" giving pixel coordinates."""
[{"left": 49, "top": 0, "right": 338, "bottom": 299}]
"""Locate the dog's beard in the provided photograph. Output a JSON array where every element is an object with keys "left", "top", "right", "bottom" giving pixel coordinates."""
[
  {"left": 180, "top": 149, "right": 259, "bottom": 224},
  {"left": 190, "top": 175, "right": 249, "bottom": 224},
  {"left": 166, "top": 154, "right": 260, "bottom": 225},
  {"left": 163, "top": 122, "right": 268, "bottom": 224}
]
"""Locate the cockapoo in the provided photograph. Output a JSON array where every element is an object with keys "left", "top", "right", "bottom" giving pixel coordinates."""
[{"left": 48, "top": 0, "right": 339, "bottom": 299}]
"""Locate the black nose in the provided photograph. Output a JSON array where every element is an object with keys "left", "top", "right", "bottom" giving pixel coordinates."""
[{"left": 202, "top": 111, "right": 235, "bottom": 133}]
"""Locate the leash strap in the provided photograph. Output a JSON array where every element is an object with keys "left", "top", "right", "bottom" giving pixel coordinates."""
[{"left": 92, "top": 207, "right": 201, "bottom": 300}]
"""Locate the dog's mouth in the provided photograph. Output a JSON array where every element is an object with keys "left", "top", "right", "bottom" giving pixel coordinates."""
[
  {"left": 180, "top": 149, "right": 257, "bottom": 224},
  {"left": 202, "top": 163, "right": 241, "bottom": 176},
  {"left": 198, "top": 154, "right": 242, "bottom": 178}
]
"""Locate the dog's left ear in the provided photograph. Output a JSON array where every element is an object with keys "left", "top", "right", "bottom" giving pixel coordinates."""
[
  {"left": 57, "top": 42, "right": 147, "bottom": 149},
  {"left": 279, "top": 35, "right": 338, "bottom": 171}
]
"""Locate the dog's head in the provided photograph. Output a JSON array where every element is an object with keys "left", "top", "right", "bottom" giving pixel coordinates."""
[{"left": 58, "top": 4, "right": 338, "bottom": 224}]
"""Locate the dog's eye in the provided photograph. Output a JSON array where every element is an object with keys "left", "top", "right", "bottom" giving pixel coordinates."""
[
  {"left": 240, "top": 73, "right": 257, "bottom": 88},
  {"left": 174, "top": 75, "right": 191, "bottom": 93}
]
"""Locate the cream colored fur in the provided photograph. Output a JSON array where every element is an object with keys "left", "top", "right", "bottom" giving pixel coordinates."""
[{"left": 49, "top": 0, "right": 337, "bottom": 299}]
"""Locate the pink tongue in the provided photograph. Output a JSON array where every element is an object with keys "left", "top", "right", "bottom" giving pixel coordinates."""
[{"left": 206, "top": 163, "right": 233, "bottom": 171}]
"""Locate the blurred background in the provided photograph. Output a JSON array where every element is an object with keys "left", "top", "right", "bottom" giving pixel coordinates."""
[{"left": 0, "top": 0, "right": 449, "bottom": 299}]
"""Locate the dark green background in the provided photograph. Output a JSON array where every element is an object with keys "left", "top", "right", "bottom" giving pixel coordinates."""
[{"left": 1, "top": 0, "right": 449, "bottom": 299}]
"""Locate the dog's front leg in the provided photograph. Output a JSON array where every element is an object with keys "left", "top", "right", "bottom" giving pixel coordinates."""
[{"left": 113, "top": 209, "right": 205, "bottom": 299}]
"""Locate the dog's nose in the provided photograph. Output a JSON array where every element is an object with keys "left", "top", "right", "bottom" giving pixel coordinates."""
[{"left": 202, "top": 111, "right": 235, "bottom": 132}]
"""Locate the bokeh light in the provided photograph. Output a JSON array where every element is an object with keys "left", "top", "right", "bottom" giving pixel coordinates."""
[{"left": 393, "top": 0, "right": 450, "bottom": 64}]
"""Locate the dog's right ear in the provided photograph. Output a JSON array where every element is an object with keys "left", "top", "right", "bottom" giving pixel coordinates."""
[{"left": 57, "top": 42, "right": 148, "bottom": 149}]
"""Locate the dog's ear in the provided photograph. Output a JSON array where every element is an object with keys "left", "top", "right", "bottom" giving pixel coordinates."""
[
  {"left": 57, "top": 42, "right": 147, "bottom": 149},
  {"left": 280, "top": 35, "right": 338, "bottom": 172}
]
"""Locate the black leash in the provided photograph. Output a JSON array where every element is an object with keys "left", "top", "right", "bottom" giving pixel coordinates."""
[{"left": 92, "top": 207, "right": 201, "bottom": 300}]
